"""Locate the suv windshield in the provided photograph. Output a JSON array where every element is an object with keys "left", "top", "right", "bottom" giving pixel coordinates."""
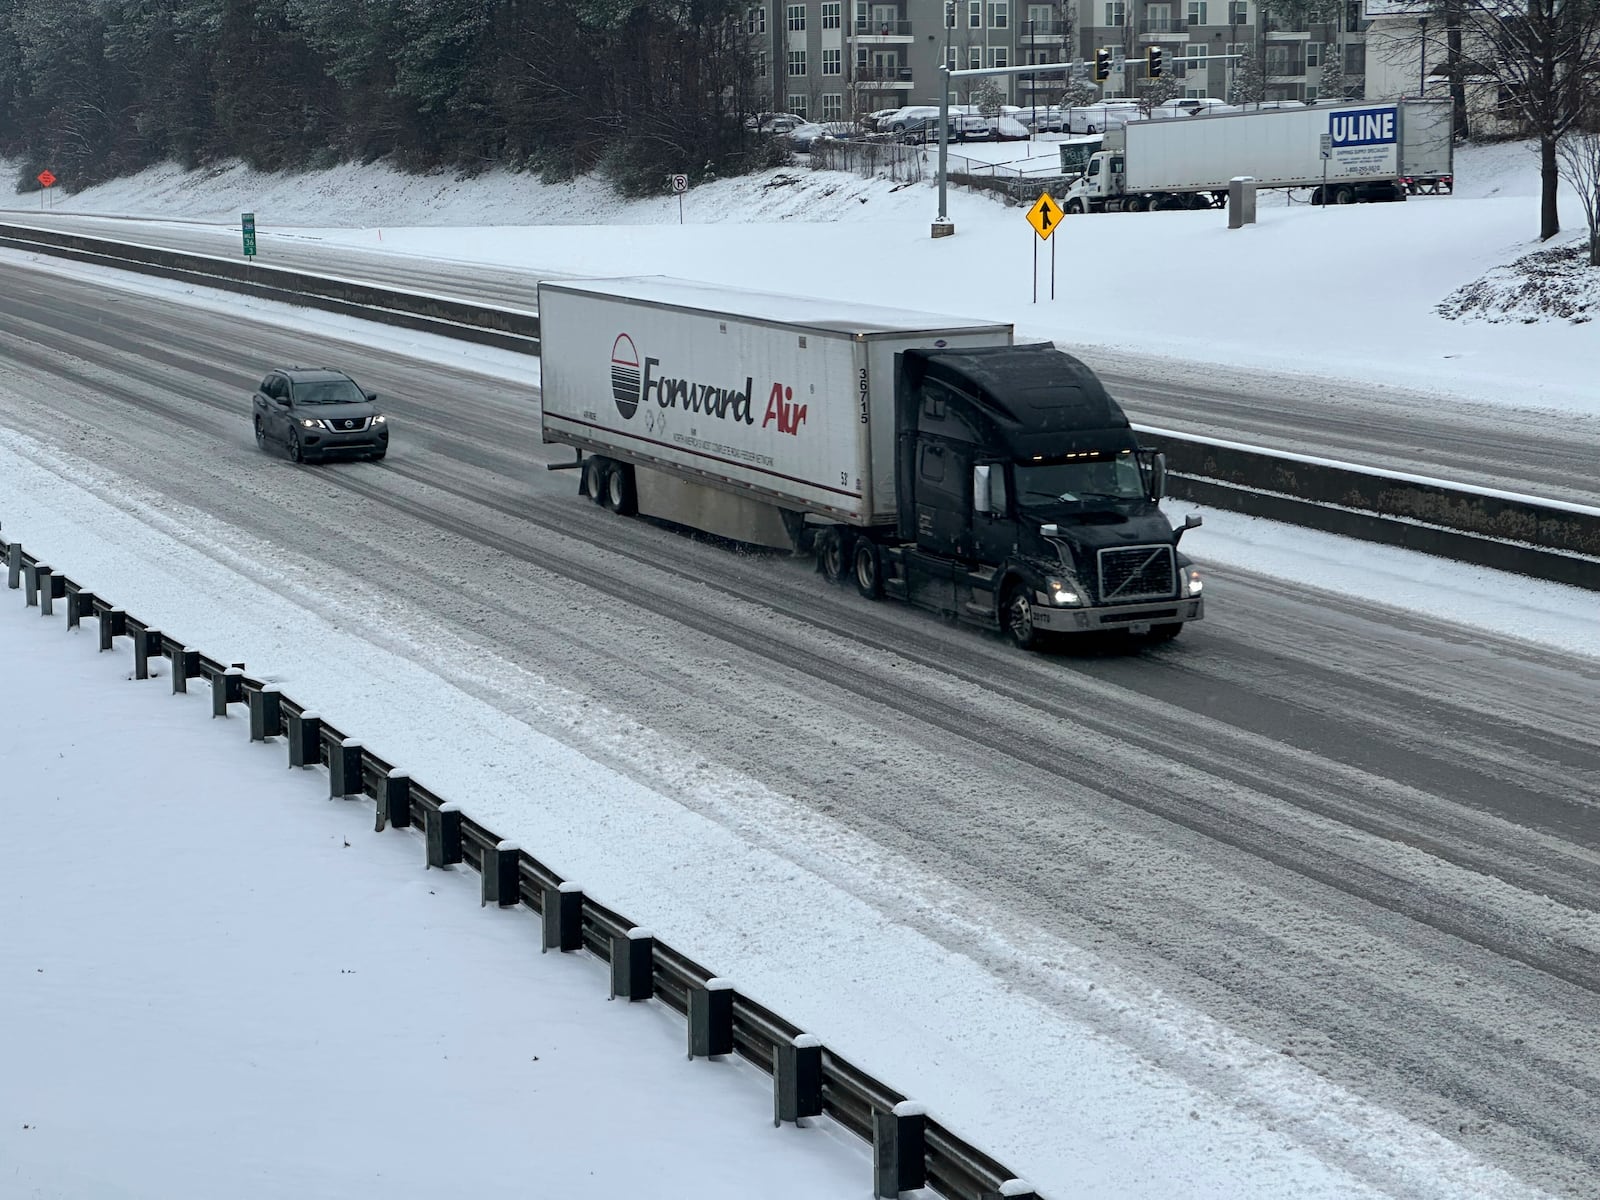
[
  {"left": 1016, "top": 455, "right": 1145, "bottom": 505},
  {"left": 294, "top": 378, "right": 366, "bottom": 405}
]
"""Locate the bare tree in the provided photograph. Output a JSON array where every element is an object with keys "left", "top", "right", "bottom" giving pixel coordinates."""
[
  {"left": 1556, "top": 126, "right": 1600, "bottom": 263},
  {"left": 1451, "top": 0, "right": 1600, "bottom": 240}
]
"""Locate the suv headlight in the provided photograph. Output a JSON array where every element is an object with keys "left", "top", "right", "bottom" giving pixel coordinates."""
[
  {"left": 1185, "top": 567, "right": 1203, "bottom": 596},
  {"left": 371, "top": 414, "right": 387, "bottom": 424},
  {"left": 299, "top": 416, "right": 327, "bottom": 430},
  {"left": 1044, "top": 577, "right": 1084, "bottom": 606}
]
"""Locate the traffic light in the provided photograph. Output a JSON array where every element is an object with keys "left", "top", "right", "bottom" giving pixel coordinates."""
[
  {"left": 1094, "top": 47, "right": 1112, "bottom": 81},
  {"left": 1148, "top": 47, "right": 1164, "bottom": 78}
]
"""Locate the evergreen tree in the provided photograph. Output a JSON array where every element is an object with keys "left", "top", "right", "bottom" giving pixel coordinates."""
[
  {"left": 1318, "top": 41, "right": 1345, "bottom": 101},
  {"left": 1228, "top": 39, "right": 1264, "bottom": 105},
  {"left": 973, "top": 76, "right": 1005, "bottom": 117}
]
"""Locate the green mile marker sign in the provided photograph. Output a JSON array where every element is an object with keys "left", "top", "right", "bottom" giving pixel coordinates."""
[{"left": 241, "top": 212, "right": 257, "bottom": 258}]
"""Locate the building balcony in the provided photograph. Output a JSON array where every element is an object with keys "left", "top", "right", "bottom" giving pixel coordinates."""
[
  {"left": 1017, "top": 18, "right": 1073, "bottom": 36},
  {"left": 1139, "top": 17, "right": 1189, "bottom": 35},
  {"left": 850, "top": 19, "right": 914, "bottom": 40},
  {"left": 852, "top": 67, "right": 916, "bottom": 88}
]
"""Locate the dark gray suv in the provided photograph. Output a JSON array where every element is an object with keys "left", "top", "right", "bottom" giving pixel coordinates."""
[{"left": 252, "top": 368, "right": 389, "bottom": 463}]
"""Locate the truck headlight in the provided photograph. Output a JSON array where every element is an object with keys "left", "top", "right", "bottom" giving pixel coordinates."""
[
  {"left": 1185, "top": 568, "right": 1203, "bottom": 596},
  {"left": 1044, "top": 578, "right": 1084, "bottom": 606}
]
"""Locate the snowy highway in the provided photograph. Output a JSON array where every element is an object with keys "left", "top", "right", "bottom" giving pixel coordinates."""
[{"left": 1, "top": 252, "right": 1597, "bottom": 1197}]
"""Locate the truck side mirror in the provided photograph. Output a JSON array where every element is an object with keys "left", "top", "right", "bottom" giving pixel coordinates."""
[
  {"left": 973, "top": 464, "right": 992, "bottom": 514},
  {"left": 1141, "top": 449, "right": 1168, "bottom": 501}
]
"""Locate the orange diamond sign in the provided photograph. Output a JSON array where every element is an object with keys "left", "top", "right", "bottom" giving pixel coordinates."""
[
  {"left": 36, "top": 170, "right": 56, "bottom": 188},
  {"left": 1026, "top": 191, "right": 1063, "bottom": 240}
]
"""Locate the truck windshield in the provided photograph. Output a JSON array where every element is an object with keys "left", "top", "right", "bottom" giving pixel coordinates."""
[{"left": 1015, "top": 455, "right": 1145, "bottom": 505}]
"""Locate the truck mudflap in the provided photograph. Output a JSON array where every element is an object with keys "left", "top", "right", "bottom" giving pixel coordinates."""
[{"left": 1032, "top": 596, "right": 1203, "bottom": 634}]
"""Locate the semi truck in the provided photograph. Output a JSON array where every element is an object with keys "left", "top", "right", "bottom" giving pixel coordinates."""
[
  {"left": 1061, "top": 99, "right": 1453, "bottom": 213},
  {"left": 538, "top": 277, "right": 1204, "bottom": 648}
]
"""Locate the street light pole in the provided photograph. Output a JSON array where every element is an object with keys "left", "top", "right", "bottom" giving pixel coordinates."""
[{"left": 1417, "top": 13, "right": 1428, "bottom": 96}]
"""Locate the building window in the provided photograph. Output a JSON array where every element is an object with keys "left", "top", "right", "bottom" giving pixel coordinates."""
[
  {"left": 969, "top": 45, "right": 983, "bottom": 68},
  {"left": 855, "top": 46, "right": 870, "bottom": 69},
  {"left": 1187, "top": 0, "right": 1207, "bottom": 25},
  {"left": 945, "top": 45, "right": 958, "bottom": 69},
  {"left": 990, "top": 46, "right": 1009, "bottom": 66},
  {"left": 1228, "top": 0, "right": 1246, "bottom": 22},
  {"left": 747, "top": 6, "right": 767, "bottom": 33},
  {"left": 788, "top": 48, "right": 807, "bottom": 74},
  {"left": 821, "top": 1, "right": 841, "bottom": 28},
  {"left": 1104, "top": 1, "right": 1125, "bottom": 27},
  {"left": 969, "top": 0, "right": 983, "bottom": 26},
  {"left": 1304, "top": 41, "right": 1320, "bottom": 68},
  {"left": 989, "top": 1, "right": 1009, "bottom": 27},
  {"left": 788, "top": 94, "right": 809, "bottom": 116},
  {"left": 1185, "top": 43, "right": 1206, "bottom": 73},
  {"left": 787, "top": 4, "right": 806, "bottom": 30},
  {"left": 822, "top": 46, "right": 841, "bottom": 74},
  {"left": 1305, "top": 84, "right": 1319, "bottom": 101},
  {"left": 1027, "top": 4, "right": 1053, "bottom": 31},
  {"left": 822, "top": 92, "right": 843, "bottom": 117},
  {"left": 756, "top": 50, "right": 768, "bottom": 76}
]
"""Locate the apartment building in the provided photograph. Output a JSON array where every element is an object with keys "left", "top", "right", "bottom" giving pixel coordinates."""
[{"left": 748, "top": 0, "right": 1371, "bottom": 119}]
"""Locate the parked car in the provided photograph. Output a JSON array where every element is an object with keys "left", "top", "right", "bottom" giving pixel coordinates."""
[
  {"left": 252, "top": 367, "right": 389, "bottom": 463},
  {"left": 863, "top": 108, "right": 904, "bottom": 131},
  {"left": 1152, "top": 97, "right": 1234, "bottom": 118},
  {"left": 783, "top": 120, "right": 861, "bottom": 151},
  {"left": 987, "top": 116, "right": 1032, "bottom": 141},
  {"left": 901, "top": 113, "right": 990, "bottom": 143},
  {"left": 747, "top": 112, "right": 806, "bottom": 134}
]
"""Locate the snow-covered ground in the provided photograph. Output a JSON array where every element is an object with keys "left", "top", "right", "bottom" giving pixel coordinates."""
[
  {"left": 1, "top": 139, "right": 1596, "bottom": 1198},
  {"left": 7, "top": 137, "right": 1596, "bottom": 409}
]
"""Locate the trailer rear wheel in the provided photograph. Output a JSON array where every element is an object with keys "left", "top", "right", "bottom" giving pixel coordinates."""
[
  {"left": 604, "top": 462, "right": 637, "bottom": 515},
  {"left": 1332, "top": 185, "right": 1356, "bottom": 205},
  {"left": 582, "top": 456, "right": 609, "bottom": 504},
  {"left": 816, "top": 528, "right": 852, "bottom": 583},
  {"left": 1002, "top": 584, "right": 1042, "bottom": 651},
  {"left": 853, "top": 538, "right": 884, "bottom": 599}
]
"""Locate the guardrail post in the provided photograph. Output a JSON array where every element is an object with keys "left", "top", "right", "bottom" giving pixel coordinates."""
[
  {"left": 378, "top": 769, "right": 411, "bottom": 831},
  {"left": 169, "top": 647, "right": 199, "bottom": 694},
  {"left": 425, "top": 801, "right": 462, "bottom": 867},
  {"left": 981, "top": 1180, "right": 1040, "bottom": 1200},
  {"left": 39, "top": 568, "right": 66, "bottom": 617},
  {"left": 212, "top": 667, "right": 244, "bottom": 717},
  {"left": 248, "top": 683, "right": 282, "bottom": 740},
  {"left": 687, "top": 978, "right": 734, "bottom": 1059},
  {"left": 287, "top": 710, "right": 321, "bottom": 768},
  {"left": 33, "top": 565, "right": 50, "bottom": 612},
  {"left": 67, "top": 590, "right": 94, "bottom": 630},
  {"left": 21, "top": 560, "right": 38, "bottom": 606},
  {"left": 610, "top": 927, "right": 654, "bottom": 1001},
  {"left": 774, "top": 1033, "right": 823, "bottom": 1126},
  {"left": 481, "top": 841, "right": 521, "bottom": 907},
  {"left": 542, "top": 881, "right": 583, "bottom": 953},
  {"left": 99, "top": 607, "right": 126, "bottom": 651},
  {"left": 329, "top": 739, "right": 363, "bottom": 798},
  {"left": 873, "top": 1101, "right": 928, "bottom": 1198},
  {"left": 134, "top": 629, "right": 162, "bottom": 680},
  {"left": 6, "top": 541, "right": 20, "bottom": 589}
]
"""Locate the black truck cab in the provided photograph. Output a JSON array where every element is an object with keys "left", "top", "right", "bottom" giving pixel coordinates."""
[{"left": 873, "top": 342, "right": 1203, "bottom": 647}]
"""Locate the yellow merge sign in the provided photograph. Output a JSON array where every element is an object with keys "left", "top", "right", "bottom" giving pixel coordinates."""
[{"left": 1026, "top": 192, "right": 1064, "bottom": 240}]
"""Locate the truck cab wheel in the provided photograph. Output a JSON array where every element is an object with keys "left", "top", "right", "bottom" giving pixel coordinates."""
[
  {"left": 1147, "top": 622, "right": 1183, "bottom": 643},
  {"left": 604, "top": 462, "right": 637, "bottom": 515},
  {"left": 1065, "top": 199, "right": 1085, "bottom": 215},
  {"left": 1125, "top": 196, "right": 1146, "bottom": 213},
  {"left": 853, "top": 539, "right": 884, "bottom": 599},
  {"left": 816, "top": 528, "right": 852, "bottom": 583},
  {"left": 582, "top": 456, "right": 609, "bottom": 505},
  {"left": 1002, "top": 584, "right": 1041, "bottom": 650}
]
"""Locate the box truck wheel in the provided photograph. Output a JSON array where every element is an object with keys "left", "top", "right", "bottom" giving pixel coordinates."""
[
  {"left": 1001, "top": 583, "right": 1042, "bottom": 651},
  {"left": 604, "top": 462, "right": 637, "bottom": 516},
  {"left": 816, "top": 528, "right": 852, "bottom": 583},
  {"left": 853, "top": 538, "right": 884, "bottom": 600},
  {"left": 582, "top": 456, "right": 609, "bottom": 504}
]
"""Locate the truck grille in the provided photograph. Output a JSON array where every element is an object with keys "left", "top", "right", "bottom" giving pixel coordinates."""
[{"left": 1097, "top": 545, "right": 1176, "bottom": 602}]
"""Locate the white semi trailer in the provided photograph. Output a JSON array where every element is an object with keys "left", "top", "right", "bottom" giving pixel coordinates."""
[{"left": 1062, "top": 99, "right": 1453, "bottom": 213}]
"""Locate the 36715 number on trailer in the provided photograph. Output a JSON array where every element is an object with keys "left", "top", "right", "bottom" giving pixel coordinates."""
[{"left": 538, "top": 277, "right": 1203, "bottom": 649}]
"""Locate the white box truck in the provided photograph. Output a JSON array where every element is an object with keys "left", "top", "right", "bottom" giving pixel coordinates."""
[
  {"left": 1062, "top": 99, "right": 1453, "bottom": 213},
  {"left": 539, "top": 277, "right": 1205, "bottom": 648}
]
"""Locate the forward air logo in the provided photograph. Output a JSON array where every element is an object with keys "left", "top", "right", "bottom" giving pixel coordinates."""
[
  {"left": 1329, "top": 106, "right": 1397, "bottom": 148},
  {"left": 762, "top": 384, "right": 808, "bottom": 435},
  {"left": 611, "top": 334, "right": 641, "bottom": 419}
]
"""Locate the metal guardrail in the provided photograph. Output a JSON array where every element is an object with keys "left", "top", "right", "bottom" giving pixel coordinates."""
[
  {"left": 1, "top": 530, "right": 1036, "bottom": 1200},
  {"left": 4, "top": 219, "right": 1596, "bottom": 591}
]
